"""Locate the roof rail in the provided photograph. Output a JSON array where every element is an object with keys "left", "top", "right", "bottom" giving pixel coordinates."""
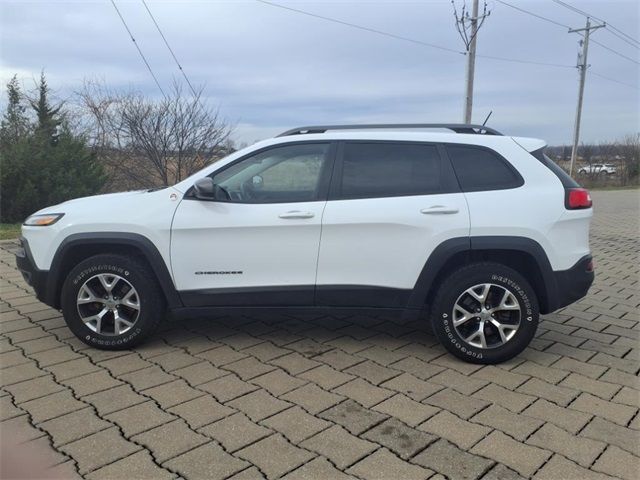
[{"left": 277, "top": 123, "right": 503, "bottom": 137}]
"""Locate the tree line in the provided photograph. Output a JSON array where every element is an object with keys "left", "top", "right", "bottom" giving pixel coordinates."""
[
  {"left": 1, "top": 74, "right": 105, "bottom": 223},
  {"left": 546, "top": 138, "right": 639, "bottom": 185},
  {"left": 1, "top": 72, "right": 638, "bottom": 223},
  {"left": 1, "top": 73, "right": 233, "bottom": 223}
]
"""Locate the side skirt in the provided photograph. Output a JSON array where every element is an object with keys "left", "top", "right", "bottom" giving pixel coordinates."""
[
  {"left": 179, "top": 285, "right": 413, "bottom": 309},
  {"left": 168, "top": 305, "right": 426, "bottom": 321}
]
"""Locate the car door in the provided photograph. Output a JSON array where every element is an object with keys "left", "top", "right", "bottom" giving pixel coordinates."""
[
  {"left": 171, "top": 141, "right": 335, "bottom": 306},
  {"left": 316, "top": 140, "right": 469, "bottom": 307}
]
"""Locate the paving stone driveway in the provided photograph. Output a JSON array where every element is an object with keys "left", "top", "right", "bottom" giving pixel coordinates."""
[{"left": 1, "top": 190, "right": 638, "bottom": 480}]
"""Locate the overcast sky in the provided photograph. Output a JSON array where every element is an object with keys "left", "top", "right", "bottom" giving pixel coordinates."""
[{"left": 1, "top": 0, "right": 638, "bottom": 145}]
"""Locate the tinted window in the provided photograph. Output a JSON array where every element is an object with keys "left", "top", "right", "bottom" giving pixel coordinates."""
[
  {"left": 531, "top": 147, "right": 579, "bottom": 188},
  {"left": 210, "top": 143, "right": 330, "bottom": 203},
  {"left": 447, "top": 145, "right": 523, "bottom": 192},
  {"left": 340, "top": 143, "right": 441, "bottom": 198}
]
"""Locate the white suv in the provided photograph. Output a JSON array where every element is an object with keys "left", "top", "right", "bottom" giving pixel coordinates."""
[
  {"left": 578, "top": 164, "right": 617, "bottom": 176},
  {"left": 16, "top": 124, "right": 595, "bottom": 364}
]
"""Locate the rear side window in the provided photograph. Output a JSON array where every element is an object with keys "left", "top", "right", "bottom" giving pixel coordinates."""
[
  {"left": 531, "top": 148, "right": 580, "bottom": 188},
  {"left": 339, "top": 142, "right": 442, "bottom": 199},
  {"left": 447, "top": 145, "right": 523, "bottom": 192}
]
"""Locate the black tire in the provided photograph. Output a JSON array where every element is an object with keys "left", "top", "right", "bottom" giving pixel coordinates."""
[
  {"left": 430, "top": 262, "right": 539, "bottom": 364},
  {"left": 61, "top": 254, "right": 165, "bottom": 350}
]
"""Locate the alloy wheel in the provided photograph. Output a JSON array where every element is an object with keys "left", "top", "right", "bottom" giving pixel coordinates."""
[
  {"left": 76, "top": 273, "right": 140, "bottom": 336},
  {"left": 452, "top": 283, "right": 521, "bottom": 349}
]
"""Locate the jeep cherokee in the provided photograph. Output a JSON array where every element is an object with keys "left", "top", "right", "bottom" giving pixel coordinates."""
[{"left": 15, "top": 124, "right": 594, "bottom": 363}]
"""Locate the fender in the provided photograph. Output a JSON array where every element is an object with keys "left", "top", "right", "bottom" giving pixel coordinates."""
[
  {"left": 407, "top": 237, "right": 471, "bottom": 309},
  {"left": 470, "top": 236, "right": 556, "bottom": 313},
  {"left": 408, "top": 236, "right": 558, "bottom": 313},
  {"left": 46, "top": 232, "right": 182, "bottom": 309}
]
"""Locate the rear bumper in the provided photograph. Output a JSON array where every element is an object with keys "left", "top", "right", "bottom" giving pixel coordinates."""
[
  {"left": 547, "top": 254, "right": 594, "bottom": 312},
  {"left": 15, "top": 237, "right": 53, "bottom": 307}
]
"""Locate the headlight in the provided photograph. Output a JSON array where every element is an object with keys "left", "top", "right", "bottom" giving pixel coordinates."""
[{"left": 23, "top": 213, "right": 65, "bottom": 226}]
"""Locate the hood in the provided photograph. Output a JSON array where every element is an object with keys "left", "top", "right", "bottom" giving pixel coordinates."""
[
  {"left": 32, "top": 188, "right": 177, "bottom": 218},
  {"left": 35, "top": 189, "right": 157, "bottom": 214},
  {"left": 57, "top": 189, "right": 149, "bottom": 207}
]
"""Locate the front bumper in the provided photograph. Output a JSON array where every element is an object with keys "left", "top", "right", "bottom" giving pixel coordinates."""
[
  {"left": 549, "top": 254, "right": 594, "bottom": 311},
  {"left": 15, "top": 237, "right": 51, "bottom": 306}
]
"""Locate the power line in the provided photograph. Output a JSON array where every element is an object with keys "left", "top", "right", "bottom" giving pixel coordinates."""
[
  {"left": 495, "top": 0, "right": 569, "bottom": 29},
  {"left": 257, "top": 0, "right": 634, "bottom": 89},
  {"left": 475, "top": 52, "right": 572, "bottom": 68},
  {"left": 605, "top": 25, "right": 640, "bottom": 47},
  {"left": 110, "top": 0, "right": 166, "bottom": 97},
  {"left": 497, "top": 0, "right": 639, "bottom": 66},
  {"left": 255, "top": 0, "right": 462, "bottom": 54},
  {"left": 256, "top": 0, "right": 574, "bottom": 69},
  {"left": 141, "top": 0, "right": 199, "bottom": 98},
  {"left": 551, "top": 0, "right": 602, "bottom": 20},
  {"left": 551, "top": 0, "right": 639, "bottom": 48},
  {"left": 590, "top": 38, "right": 639, "bottom": 66},
  {"left": 603, "top": 26, "right": 639, "bottom": 49},
  {"left": 590, "top": 71, "right": 639, "bottom": 91}
]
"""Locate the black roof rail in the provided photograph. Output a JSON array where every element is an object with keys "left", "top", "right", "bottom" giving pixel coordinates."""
[{"left": 277, "top": 123, "right": 503, "bottom": 137}]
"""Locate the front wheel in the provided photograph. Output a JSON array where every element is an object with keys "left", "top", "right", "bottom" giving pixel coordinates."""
[
  {"left": 61, "top": 254, "right": 165, "bottom": 350},
  {"left": 430, "top": 262, "right": 539, "bottom": 364}
]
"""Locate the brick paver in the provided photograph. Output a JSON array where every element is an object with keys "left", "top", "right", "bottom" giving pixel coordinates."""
[{"left": 1, "top": 190, "right": 638, "bottom": 478}]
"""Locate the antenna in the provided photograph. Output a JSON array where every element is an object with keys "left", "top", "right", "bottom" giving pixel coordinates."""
[{"left": 482, "top": 110, "right": 493, "bottom": 126}]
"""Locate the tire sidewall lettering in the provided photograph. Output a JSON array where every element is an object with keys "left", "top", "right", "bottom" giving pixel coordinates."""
[
  {"left": 72, "top": 265, "right": 130, "bottom": 286},
  {"left": 442, "top": 317, "right": 483, "bottom": 359},
  {"left": 86, "top": 326, "right": 143, "bottom": 346},
  {"left": 490, "top": 273, "right": 533, "bottom": 320}
]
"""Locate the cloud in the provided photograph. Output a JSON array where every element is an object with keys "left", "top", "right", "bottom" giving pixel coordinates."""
[{"left": 0, "top": 0, "right": 637, "bottom": 145}]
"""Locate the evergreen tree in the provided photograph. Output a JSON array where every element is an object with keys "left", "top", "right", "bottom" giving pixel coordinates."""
[
  {"left": 0, "top": 75, "right": 29, "bottom": 147},
  {"left": 31, "top": 71, "right": 62, "bottom": 144},
  {"left": 1, "top": 72, "right": 105, "bottom": 222}
]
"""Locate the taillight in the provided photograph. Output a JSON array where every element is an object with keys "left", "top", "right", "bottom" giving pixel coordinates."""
[{"left": 565, "top": 188, "right": 592, "bottom": 209}]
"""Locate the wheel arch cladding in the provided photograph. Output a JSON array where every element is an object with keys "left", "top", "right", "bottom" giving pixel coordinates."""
[
  {"left": 411, "top": 236, "right": 557, "bottom": 314},
  {"left": 47, "top": 232, "right": 182, "bottom": 310}
]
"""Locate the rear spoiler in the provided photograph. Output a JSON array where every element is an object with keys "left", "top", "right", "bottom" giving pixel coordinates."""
[{"left": 512, "top": 137, "right": 547, "bottom": 153}]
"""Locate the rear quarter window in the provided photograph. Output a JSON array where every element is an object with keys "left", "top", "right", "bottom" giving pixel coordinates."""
[
  {"left": 530, "top": 148, "right": 580, "bottom": 188},
  {"left": 446, "top": 145, "right": 524, "bottom": 192}
]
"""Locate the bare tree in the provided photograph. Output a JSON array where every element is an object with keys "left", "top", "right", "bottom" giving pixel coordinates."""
[
  {"left": 578, "top": 143, "right": 598, "bottom": 181},
  {"left": 617, "top": 133, "right": 640, "bottom": 185},
  {"left": 78, "top": 81, "right": 233, "bottom": 190}
]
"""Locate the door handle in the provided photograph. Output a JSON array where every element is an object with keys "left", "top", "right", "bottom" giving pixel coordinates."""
[
  {"left": 278, "top": 211, "right": 315, "bottom": 219},
  {"left": 420, "top": 205, "right": 459, "bottom": 215}
]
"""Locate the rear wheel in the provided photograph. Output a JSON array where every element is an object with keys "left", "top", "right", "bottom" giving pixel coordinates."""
[
  {"left": 61, "top": 254, "right": 165, "bottom": 349},
  {"left": 430, "top": 262, "right": 539, "bottom": 364}
]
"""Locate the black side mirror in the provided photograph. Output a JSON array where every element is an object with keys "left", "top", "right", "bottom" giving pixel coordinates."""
[
  {"left": 193, "top": 178, "right": 230, "bottom": 201},
  {"left": 193, "top": 177, "right": 215, "bottom": 199}
]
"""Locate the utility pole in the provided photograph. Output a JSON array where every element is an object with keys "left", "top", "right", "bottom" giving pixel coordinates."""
[
  {"left": 452, "top": 1, "right": 490, "bottom": 124},
  {"left": 464, "top": 0, "right": 479, "bottom": 123},
  {"left": 568, "top": 18, "right": 605, "bottom": 176}
]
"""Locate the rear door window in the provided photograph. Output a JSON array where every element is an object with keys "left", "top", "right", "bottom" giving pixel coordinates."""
[{"left": 337, "top": 142, "right": 443, "bottom": 199}]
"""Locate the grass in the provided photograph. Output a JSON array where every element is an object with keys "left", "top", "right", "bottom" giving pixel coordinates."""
[
  {"left": 588, "top": 185, "right": 639, "bottom": 191},
  {"left": 0, "top": 223, "right": 21, "bottom": 240}
]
